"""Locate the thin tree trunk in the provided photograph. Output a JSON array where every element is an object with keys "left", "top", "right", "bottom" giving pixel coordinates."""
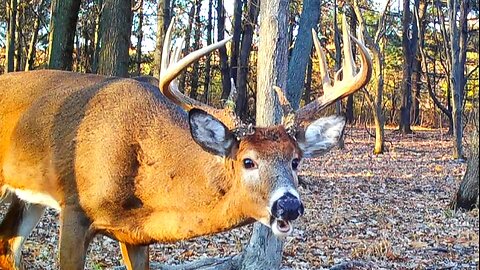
[
  {"left": 97, "top": 0, "right": 133, "bottom": 77},
  {"left": 333, "top": 1, "right": 344, "bottom": 149},
  {"left": 47, "top": 0, "right": 81, "bottom": 70},
  {"left": 217, "top": 0, "right": 231, "bottom": 101},
  {"left": 179, "top": 4, "right": 195, "bottom": 93},
  {"left": 236, "top": 0, "right": 259, "bottom": 120},
  {"left": 229, "top": 0, "right": 243, "bottom": 83},
  {"left": 91, "top": 0, "right": 103, "bottom": 73},
  {"left": 449, "top": 0, "right": 468, "bottom": 159},
  {"left": 5, "top": 0, "right": 17, "bottom": 72},
  {"left": 153, "top": 0, "right": 170, "bottom": 78},
  {"left": 201, "top": 0, "right": 213, "bottom": 103},
  {"left": 14, "top": 4, "right": 23, "bottom": 71},
  {"left": 135, "top": 0, "right": 144, "bottom": 76},
  {"left": 399, "top": 0, "right": 419, "bottom": 134},
  {"left": 189, "top": 0, "right": 203, "bottom": 100},
  {"left": 25, "top": 0, "right": 45, "bottom": 71}
]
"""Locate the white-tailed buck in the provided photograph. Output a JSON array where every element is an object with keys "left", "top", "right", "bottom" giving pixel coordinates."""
[{"left": 0, "top": 18, "right": 371, "bottom": 270}]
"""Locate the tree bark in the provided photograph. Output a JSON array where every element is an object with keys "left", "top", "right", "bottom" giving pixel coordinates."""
[
  {"left": 189, "top": 0, "right": 203, "bottom": 100},
  {"left": 135, "top": 0, "right": 144, "bottom": 76},
  {"left": 217, "top": 0, "right": 231, "bottom": 101},
  {"left": 25, "top": 0, "right": 45, "bottom": 71},
  {"left": 235, "top": 0, "right": 259, "bottom": 120},
  {"left": 178, "top": 4, "right": 195, "bottom": 93},
  {"left": 201, "top": 0, "right": 214, "bottom": 103},
  {"left": 451, "top": 107, "right": 479, "bottom": 211},
  {"left": 97, "top": 0, "right": 133, "bottom": 77},
  {"left": 5, "top": 0, "right": 17, "bottom": 73},
  {"left": 14, "top": 4, "right": 23, "bottom": 71},
  {"left": 153, "top": 0, "right": 170, "bottom": 78},
  {"left": 285, "top": 0, "right": 321, "bottom": 109},
  {"left": 399, "top": 0, "right": 419, "bottom": 134},
  {"left": 47, "top": 0, "right": 81, "bottom": 70},
  {"left": 448, "top": 0, "right": 468, "bottom": 159},
  {"left": 353, "top": 0, "right": 389, "bottom": 154}
]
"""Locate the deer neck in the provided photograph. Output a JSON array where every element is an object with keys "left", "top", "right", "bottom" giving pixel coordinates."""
[{"left": 136, "top": 130, "right": 254, "bottom": 242}]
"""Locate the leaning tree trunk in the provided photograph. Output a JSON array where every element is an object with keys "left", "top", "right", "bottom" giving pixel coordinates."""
[
  {"left": 25, "top": 0, "right": 45, "bottom": 71},
  {"left": 47, "top": 0, "right": 81, "bottom": 70},
  {"left": 97, "top": 0, "right": 133, "bottom": 77},
  {"left": 451, "top": 107, "right": 479, "bottom": 211}
]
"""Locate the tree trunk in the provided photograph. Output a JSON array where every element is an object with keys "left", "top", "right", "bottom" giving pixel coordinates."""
[
  {"left": 333, "top": 1, "right": 344, "bottom": 149},
  {"left": 25, "top": 0, "right": 45, "bottom": 71},
  {"left": 135, "top": 0, "right": 144, "bottom": 76},
  {"left": 179, "top": 4, "right": 195, "bottom": 93},
  {"left": 201, "top": 0, "right": 214, "bottom": 103},
  {"left": 189, "top": 0, "right": 203, "bottom": 100},
  {"left": 229, "top": 0, "right": 243, "bottom": 83},
  {"left": 97, "top": 0, "right": 133, "bottom": 77},
  {"left": 449, "top": 0, "right": 468, "bottom": 159},
  {"left": 5, "top": 0, "right": 17, "bottom": 73},
  {"left": 451, "top": 107, "right": 479, "bottom": 211},
  {"left": 240, "top": 0, "right": 289, "bottom": 266},
  {"left": 91, "top": 0, "right": 103, "bottom": 73},
  {"left": 217, "top": 0, "right": 231, "bottom": 101},
  {"left": 236, "top": 0, "right": 259, "bottom": 120},
  {"left": 14, "top": 4, "right": 23, "bottom": 71},
  {"left": 153, "top": 0, "right": 170, "bottom": 78},
  {"left": 285, "top": 0, "right": 320, "bottom": 109},
  {"left": 399, "top": 0, "right": 419, "bottom": 134},
  {"left": 353, "top": 0, "right": 389, "bottom": 154},
  {"left": 47, "top": 0, "right": 81, "bottom": 70}
]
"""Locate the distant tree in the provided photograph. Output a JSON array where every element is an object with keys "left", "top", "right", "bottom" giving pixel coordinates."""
[
  {"left": 352, "top": 0, "right": 390, "bottom": 154},
  {"left": 25, "top": 0, "right": 46, "bottom": 71},
  {"left": 134, "top": 0, "right": 144, "bottom": 76},
  {"left": 201, "top": 0, "right": 213, "bottom": 103},
  {"left": 47, "top": 0, "right": 81, "bottom": 70},
  {"left": 97, "top": 0, "right": 133, "bottom": 77},
  {"left": 5, "top": 0, "right": 17, "bottom": 72}
]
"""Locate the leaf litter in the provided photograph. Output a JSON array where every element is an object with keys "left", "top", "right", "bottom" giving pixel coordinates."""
[{"left": 1, "top": 128, "right": 478, "bottom": 269}]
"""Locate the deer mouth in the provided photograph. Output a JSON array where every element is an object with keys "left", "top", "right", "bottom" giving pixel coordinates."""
[{"left": 271, "top": 218, "right": 293, "bottom": 237}]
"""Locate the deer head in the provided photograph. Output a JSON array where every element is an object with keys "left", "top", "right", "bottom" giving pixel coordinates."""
[{"left": 158, "top": 17, "right": 372, "bottom": 236}]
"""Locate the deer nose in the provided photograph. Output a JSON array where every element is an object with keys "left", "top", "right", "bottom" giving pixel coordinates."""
[{"left": 271, "top": 193, "right": 304, "bottom": 221}]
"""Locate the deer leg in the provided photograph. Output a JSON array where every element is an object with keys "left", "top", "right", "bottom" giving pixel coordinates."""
[
  {"left": 58, "top": 206, "right": 93, "bottom": 270},
  {"left": 120, "top": 242, "right": 149, "bottom": 270},
  {"left": 0, "top": 195, "right": 45, "bottom": 270}
]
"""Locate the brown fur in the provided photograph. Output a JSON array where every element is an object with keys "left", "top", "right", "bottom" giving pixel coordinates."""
[{"left": 0, "top": 70, "right": 302, "bottom": 268}]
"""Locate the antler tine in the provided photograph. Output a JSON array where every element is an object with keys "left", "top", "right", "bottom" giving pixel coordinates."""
[
  {"left": 296, "top": 18, "right": 373, "bottom": 126},
  {"left": 158, "top": 18, "right": 239, "bottom": 130}
]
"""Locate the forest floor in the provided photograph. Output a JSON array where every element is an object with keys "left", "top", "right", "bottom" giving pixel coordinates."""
[{"left": 2, "top": 127, "right": 478, "bottom": 270}]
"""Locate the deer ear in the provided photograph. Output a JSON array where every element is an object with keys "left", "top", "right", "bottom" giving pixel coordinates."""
[
  {"left": 296, "top": 115, "right": 345, "bottom": 158},
  {"left": 189, "top": 108, "right": 235, "bottom": 156}
]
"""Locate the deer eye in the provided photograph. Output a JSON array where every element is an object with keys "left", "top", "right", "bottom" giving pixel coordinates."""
[
  {"left": 292, "top": 158, "right": 300, "bottom": 170},
  {"left": 243, "top": 158, "right": 257, "bottom": 169}
]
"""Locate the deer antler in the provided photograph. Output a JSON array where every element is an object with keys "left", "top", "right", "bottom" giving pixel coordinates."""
[
  {"left": 276, "top": 16, "right": 372, "bottom": 133},
  {"left": 159, "top": 17, "right": 240, "bottom": 130}
]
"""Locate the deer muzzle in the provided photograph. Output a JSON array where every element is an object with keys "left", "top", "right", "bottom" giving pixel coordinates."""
[{"left": 269, "top": 190, "right": 304, "bottom": 237}]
